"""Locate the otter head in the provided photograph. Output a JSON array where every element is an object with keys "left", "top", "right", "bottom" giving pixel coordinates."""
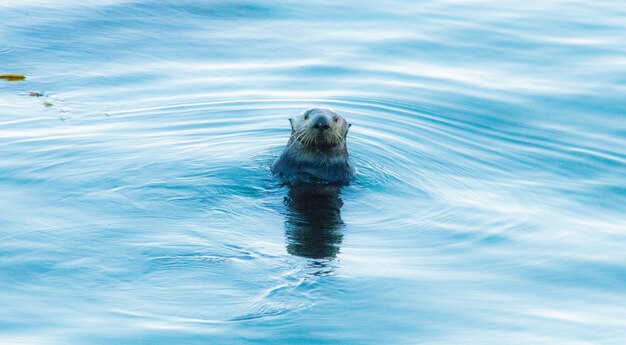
[{"left": 289, "top": 108, "right": 351, "bottom": 150}]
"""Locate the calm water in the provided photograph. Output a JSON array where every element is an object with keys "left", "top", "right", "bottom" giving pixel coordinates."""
[{"left": 1, "top": 1, "right": 626, "bottom": 344}]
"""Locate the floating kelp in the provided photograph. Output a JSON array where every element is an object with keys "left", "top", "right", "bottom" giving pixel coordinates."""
[{"left": 0, "top": 73, "right": 26, "bottom": 81}]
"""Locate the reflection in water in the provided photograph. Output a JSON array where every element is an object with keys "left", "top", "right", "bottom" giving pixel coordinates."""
[
  {"left": 284, "top": 184, "right": 345, "bottom": 259},
  {"left": 2, "top": 0, "right": 626, "bottom": 342}
]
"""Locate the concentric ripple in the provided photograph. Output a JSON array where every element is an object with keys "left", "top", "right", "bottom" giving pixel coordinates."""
[{"left": 1, "top": 0, "right": 626, "bottom": 344}]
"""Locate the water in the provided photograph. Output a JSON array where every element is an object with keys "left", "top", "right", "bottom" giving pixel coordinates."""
[{"left": 1, "top": 1, "right": 625, "bottom": 344}]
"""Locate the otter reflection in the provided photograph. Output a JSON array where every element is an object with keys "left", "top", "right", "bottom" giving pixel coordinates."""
[{"left": 284, "top": 183, "right": 344, "bottom": 259}]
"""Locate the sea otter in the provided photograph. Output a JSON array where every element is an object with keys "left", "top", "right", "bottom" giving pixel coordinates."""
[{"left": 272, "top": 108, "right": 354, "bottom": 185}]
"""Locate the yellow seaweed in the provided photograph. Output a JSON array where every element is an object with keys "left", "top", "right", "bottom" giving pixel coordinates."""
[{"left": 0, "top": 73, "right": 26, "bottom": 81}]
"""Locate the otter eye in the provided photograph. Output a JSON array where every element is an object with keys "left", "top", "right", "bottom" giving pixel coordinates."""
[{"left": 333, "top": 116, "right": 339, "bottom": 122}]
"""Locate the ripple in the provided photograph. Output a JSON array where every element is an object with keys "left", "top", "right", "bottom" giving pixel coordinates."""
[{"left": 2, "top": 0, "right": 626, "bottom": 343}]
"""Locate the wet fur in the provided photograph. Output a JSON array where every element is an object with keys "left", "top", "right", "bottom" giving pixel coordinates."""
[{"left": 272, "top": 108, "right": 354, "bottom": 184}]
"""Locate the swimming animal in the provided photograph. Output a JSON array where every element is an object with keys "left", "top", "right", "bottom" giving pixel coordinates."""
[{"left": 271, "top": 108, "right": 354, "bottom": 185}]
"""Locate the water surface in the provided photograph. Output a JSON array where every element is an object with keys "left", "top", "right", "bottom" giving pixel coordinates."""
[{"left": 1, "top": 1, "right": 626, "bottom": 344}]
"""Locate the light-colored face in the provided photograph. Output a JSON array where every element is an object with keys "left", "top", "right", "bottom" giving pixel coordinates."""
[{"left": 290, "top": 108, "right": 351, "bottom": 149}]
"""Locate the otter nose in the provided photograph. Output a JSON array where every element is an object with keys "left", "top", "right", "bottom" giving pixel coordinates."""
[
  {"left": 314, "top": 123, "right": 330, "bottom": 130},
  {"left": 312, "top": 115, "right": 331, "bottom": 130}
]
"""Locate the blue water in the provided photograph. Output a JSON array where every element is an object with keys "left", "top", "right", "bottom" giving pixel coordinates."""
[{"left": 1, "top": 1, "right": 626, "bottom": 344}]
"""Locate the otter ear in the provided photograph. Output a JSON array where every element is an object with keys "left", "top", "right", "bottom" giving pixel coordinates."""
[
  {"left": 344, "top": 123, "right": 352, "bottom": 138},
  {"left": 289, "top": 118, "right": 295, "bottom": 134}
]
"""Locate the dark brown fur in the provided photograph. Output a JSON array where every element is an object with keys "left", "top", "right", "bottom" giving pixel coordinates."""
[{"left": 272, "top": 108, "right": 354, "bottom": 185}]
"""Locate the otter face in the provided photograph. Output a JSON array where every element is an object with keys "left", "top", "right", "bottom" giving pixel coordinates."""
[{"left": 290, "top": 108, "right": 351, "bottom": 149}]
